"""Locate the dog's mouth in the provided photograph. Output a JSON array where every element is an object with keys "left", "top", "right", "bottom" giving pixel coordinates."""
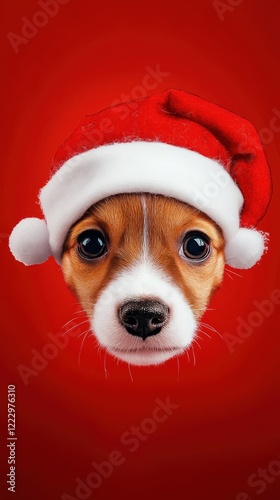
[
  {"left": 110, "top": 346, "right": 181, "bottom": 353},
  {"left": 108, "top": 345, "right": 184, "bottom": 366}
]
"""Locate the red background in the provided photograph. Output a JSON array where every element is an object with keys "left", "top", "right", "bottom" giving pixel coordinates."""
[{"left": 1, "top": 1, "right": 280, "bottom": 499}]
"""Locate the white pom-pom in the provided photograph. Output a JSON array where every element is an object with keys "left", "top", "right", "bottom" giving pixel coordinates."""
[
  {"left": 9, "top": 218, "right": 51, "bottom": 266},
  {"left": 225, "top": 228, "right": 267, "bottom": 269}
]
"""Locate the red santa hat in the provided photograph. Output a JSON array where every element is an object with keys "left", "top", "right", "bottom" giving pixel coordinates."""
[{"left": 9, "top": 89, "right": 271, "bottom": 269}]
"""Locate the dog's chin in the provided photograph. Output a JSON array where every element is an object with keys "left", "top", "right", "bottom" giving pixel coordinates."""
[{"left": 107, "top": 346, "right": 185, "bottom": 366}]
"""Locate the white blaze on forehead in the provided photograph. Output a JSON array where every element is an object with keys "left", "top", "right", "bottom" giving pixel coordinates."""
[
  {"left": 141, "top": 194, "right": 149, "bottom": 259},
  {"left": 91, "top": 257, "right": 197, "bottom": 366}
]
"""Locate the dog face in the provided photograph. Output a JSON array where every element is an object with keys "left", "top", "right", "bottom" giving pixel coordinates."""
[{"left": 61, "top": 193, "right": 225, "bottom": 366}]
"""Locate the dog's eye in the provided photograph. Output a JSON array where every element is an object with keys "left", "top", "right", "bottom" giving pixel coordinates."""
[
  {"left": 77, "top": 230, "right": 107, "bottom": 260},
  {"left": 181, "top": 231, "right": 210, "bottom": 261}
]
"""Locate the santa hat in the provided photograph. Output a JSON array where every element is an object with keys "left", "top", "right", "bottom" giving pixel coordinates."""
[{"left": 9, "top": 89, "right": 271, "bottom": 269}]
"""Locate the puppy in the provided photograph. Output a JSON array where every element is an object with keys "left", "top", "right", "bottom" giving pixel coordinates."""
[
  {"left": 9, "top": 89, "right": 271, "bottom": 368},
  {"left": 61, "top": 193, "right": 225, "bottom": 366}
]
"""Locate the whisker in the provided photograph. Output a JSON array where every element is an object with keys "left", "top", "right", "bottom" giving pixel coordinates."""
[
  {"left": 192, "top": 346, "right": 196, "bottom": 366},
  {"left": 176, "top": 356, "right": 180, "bottom": 382},
  {"left": 195, "top": 334, "right": 205, "bottom": 342},
  {"left": 61, "top": 315, "right": 86, "bottom": 330},
  {"left": 104, "top": 351, "right": 109, "bottom": 378},
  {"left": 128, "top": 364, "right": 134, "bottom": 382},
  {"left": 225, "top": 267, "right": 243, "bottom": 279},
  {"left": 77, "top": 327, "right": 91, "bottom": 339},
  {"left": 193, "top": 306, "right": 214, "bottom": 312},
  {"left": 225, "top": 270, "right": 234, "bottom": 281},
  {"left": 196, "top": 328, "right": 211, "bottom": 339},
  {"left": 78, "top": 329, "right": 92, "bottom": 365},
  {"left": 62, "top": 319, "right": 89, "bottom": 337},
  {"left": 72, "top": 310, "right": 88, "bottom": 316},
  {"left": 192, "top": 338, "right": 201, "bottom": 350},
  {"left": 199, "top": 322, "right": 223, "bottom": 339}
]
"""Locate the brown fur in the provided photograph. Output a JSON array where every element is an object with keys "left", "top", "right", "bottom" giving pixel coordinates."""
[{"left": 61, "top": 194, "right": 225, "bottom": 320}]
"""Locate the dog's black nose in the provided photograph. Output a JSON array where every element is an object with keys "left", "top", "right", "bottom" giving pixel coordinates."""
[{"left": 119, "top": 300, "right": 169, "bottom": 340}]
